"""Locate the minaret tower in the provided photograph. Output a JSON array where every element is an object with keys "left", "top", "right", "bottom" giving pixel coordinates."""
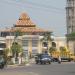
[
  {"left": 66, "top": 0, "right": 75, "bottom": 34},
  {"left": 66, "top": 0, "right": 75, "bottom": 55}
]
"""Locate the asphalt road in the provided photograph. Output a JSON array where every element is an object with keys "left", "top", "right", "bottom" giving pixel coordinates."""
[{"left": 0, "top": 62, "right": 75, "bottom": 75}]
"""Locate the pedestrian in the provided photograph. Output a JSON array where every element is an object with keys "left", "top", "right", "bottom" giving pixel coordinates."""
[{"left": 58, "top": 56, "right": 61, "bottom": 64}]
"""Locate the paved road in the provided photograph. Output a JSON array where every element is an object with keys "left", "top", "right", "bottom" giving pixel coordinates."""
[{"left": 0, "top": 62, "right": 75, "bottom": 75}]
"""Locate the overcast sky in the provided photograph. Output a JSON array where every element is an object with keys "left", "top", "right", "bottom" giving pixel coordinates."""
[{"left": 0, "top": 0, "right": 66, "bottom": 36}]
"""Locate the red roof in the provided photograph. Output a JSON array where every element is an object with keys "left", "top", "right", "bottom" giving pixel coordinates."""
[
  {"left": 0, "top": 12, "right": 51, "bottom": 33},
  {"left": 15, "top": 12, "right": 35, "bottom": 27}
]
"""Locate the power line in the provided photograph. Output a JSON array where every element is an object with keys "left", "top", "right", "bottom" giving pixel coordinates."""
[
  {"left": 15, "top": 0, "right": 64, "bottom": 11},
  {"left": 14, "top": 0, "right": 65, "bottom": 12},
  {"left": 0, "top": 0, "right": 65, "bottom": 14}
]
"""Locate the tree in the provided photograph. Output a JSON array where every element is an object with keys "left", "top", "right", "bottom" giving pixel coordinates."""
[
  {"left": 11, "top": 42, "right": 23, "bottom": 64},
  {"left": 4, "top": 48, "right": 9, "bottom": 57},
  {"left": 49, "top": 47, "right": 57, "bottom": 54},
  {"left": 42, "top": 32, "right": 52, "bottom": 53},
  {"left": 11, "top": 42, "right": 23, "bottom": 58},
  {"left": 59, "top": 46, "right": 67, "bottom": 57},
  {"left": 3, "top": 48, "right": 9, "bottom": 62},
  {"left": 14, "top": 29, "right": 23, "bottom": 55},
  {"left": 67, "top": 32, "right": 75, "bottom": 40},
  {"left": 3, "top": 48, "right": 12, "bottom": 64},
  {"left": 60, "top": 46, "right": 67, "bottom": 52},
  {"left": 42, "top": 32, "right": 52, "bottom": 41},
  {"left": 15, "top": 29, "right": 23, "bottom": 37},
  {"left": 11, "top": 29, "right": 23, "bottom": 64}
]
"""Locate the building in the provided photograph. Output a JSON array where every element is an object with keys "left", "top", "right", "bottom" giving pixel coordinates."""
[
  {"left": 0, "top": 37, "right": 6, "bottom": 55},
  {"left": 0, "top": 12, "right": 52, "bottom": 57},
  {"left": 66, "top": 0, "right": 75, "bottom": 34},
  {"left": 53, "top": 37, "right": 67, "bottom": 50},
  {"left": 66, "top": 0, "right": 75, "bottom": 54}
]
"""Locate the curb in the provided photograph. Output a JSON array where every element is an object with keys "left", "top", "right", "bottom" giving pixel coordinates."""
[{"left": 7, "top": 63, "right": 31, "bottom": 68}]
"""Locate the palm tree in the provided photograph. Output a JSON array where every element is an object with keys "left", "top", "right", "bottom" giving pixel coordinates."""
[
  {"left": 49, "top": 47, "right": 57, "bottom": 53},
  {"left": 11, "top": 29, "right": 23, "bottom": 64},
  {"left": 60, "top": 46, "right": 66, "bottom": 52},
  {"left": 11, "top": 42, "right": 22, "bottom": 57},
  {"left": 15, "top": 29, "right": 23, "bottom": 37},
  {"left": 42, "top": 32, "right": 52, "bottom": 53},
  {"left": 11, "top": 42, "right": 23, "bottom": 64},
  {"left": 4, "top": 48, "right": 10, "bottom": 57},
  {"left": 3, "top": 48, "right": 10, "bottom": 64},
  {"left": 49, "top": 47, "right": 57, "bottom": 55},
  {"left": 14, "top": 29, "right": 23, "bottom": 42},
  {"left": 59, "top": 46, "right": 67, "bottom": 57}
]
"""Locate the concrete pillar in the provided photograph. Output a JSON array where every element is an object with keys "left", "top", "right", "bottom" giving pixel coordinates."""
[
  {"left": 38, "top": 40, "right": 42, "bottom": 53},
  {"left": 28, "top": 39, "right": 32, "bottom": 57},
  {"left": 48, "top": 40, "right": 51, "bottom": 50},
  {"left": 12, "top": 58, "right": 15, "bottom": 64},
  {"left": 18, "top": 57, "right": 21, "bottom": 64}
]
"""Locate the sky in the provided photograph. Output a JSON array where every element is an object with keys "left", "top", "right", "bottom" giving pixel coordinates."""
[{"left": 0, "top": 0, "right": 66, "bottom": 37}]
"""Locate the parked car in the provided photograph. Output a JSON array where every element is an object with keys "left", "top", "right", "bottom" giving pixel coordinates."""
[
  {"left": 61, "top": 57, "right": 73, "bottom": 62},
  {"left": 35, "top": 54, "right": 52, "bottom": 64},
  {"left": 0, "top": 56, "right": 5, "bottom": 69}
]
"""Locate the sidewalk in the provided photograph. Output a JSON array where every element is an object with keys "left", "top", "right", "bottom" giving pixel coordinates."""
[
  {"left": 29, "top": 58, "right": 35, "bottom": 64},
  {"left": 6, "top": 58, "right": 35, "bottom": 68},
  {"left": 7, "top": 64, "right": 24, "bottom": 68}
]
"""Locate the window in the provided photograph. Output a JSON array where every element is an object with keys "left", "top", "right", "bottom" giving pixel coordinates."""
[
  {"left": 23, "top": 50, "right": 29, "bottom": 57},
  {"left": 22, "top": 40, "right": 28, "bottom": 47},
  {"left": 43, "top": 42, "right": 47, "bottom": 47},
  {"left": 32, "top": 49, "right": 37, "bottom": 56},
  {"left": 0, "top": 43, "right": 6, "bottom": 48},
  {"left": 32, "top": 40, "right": 38, "bottom": 47}
]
